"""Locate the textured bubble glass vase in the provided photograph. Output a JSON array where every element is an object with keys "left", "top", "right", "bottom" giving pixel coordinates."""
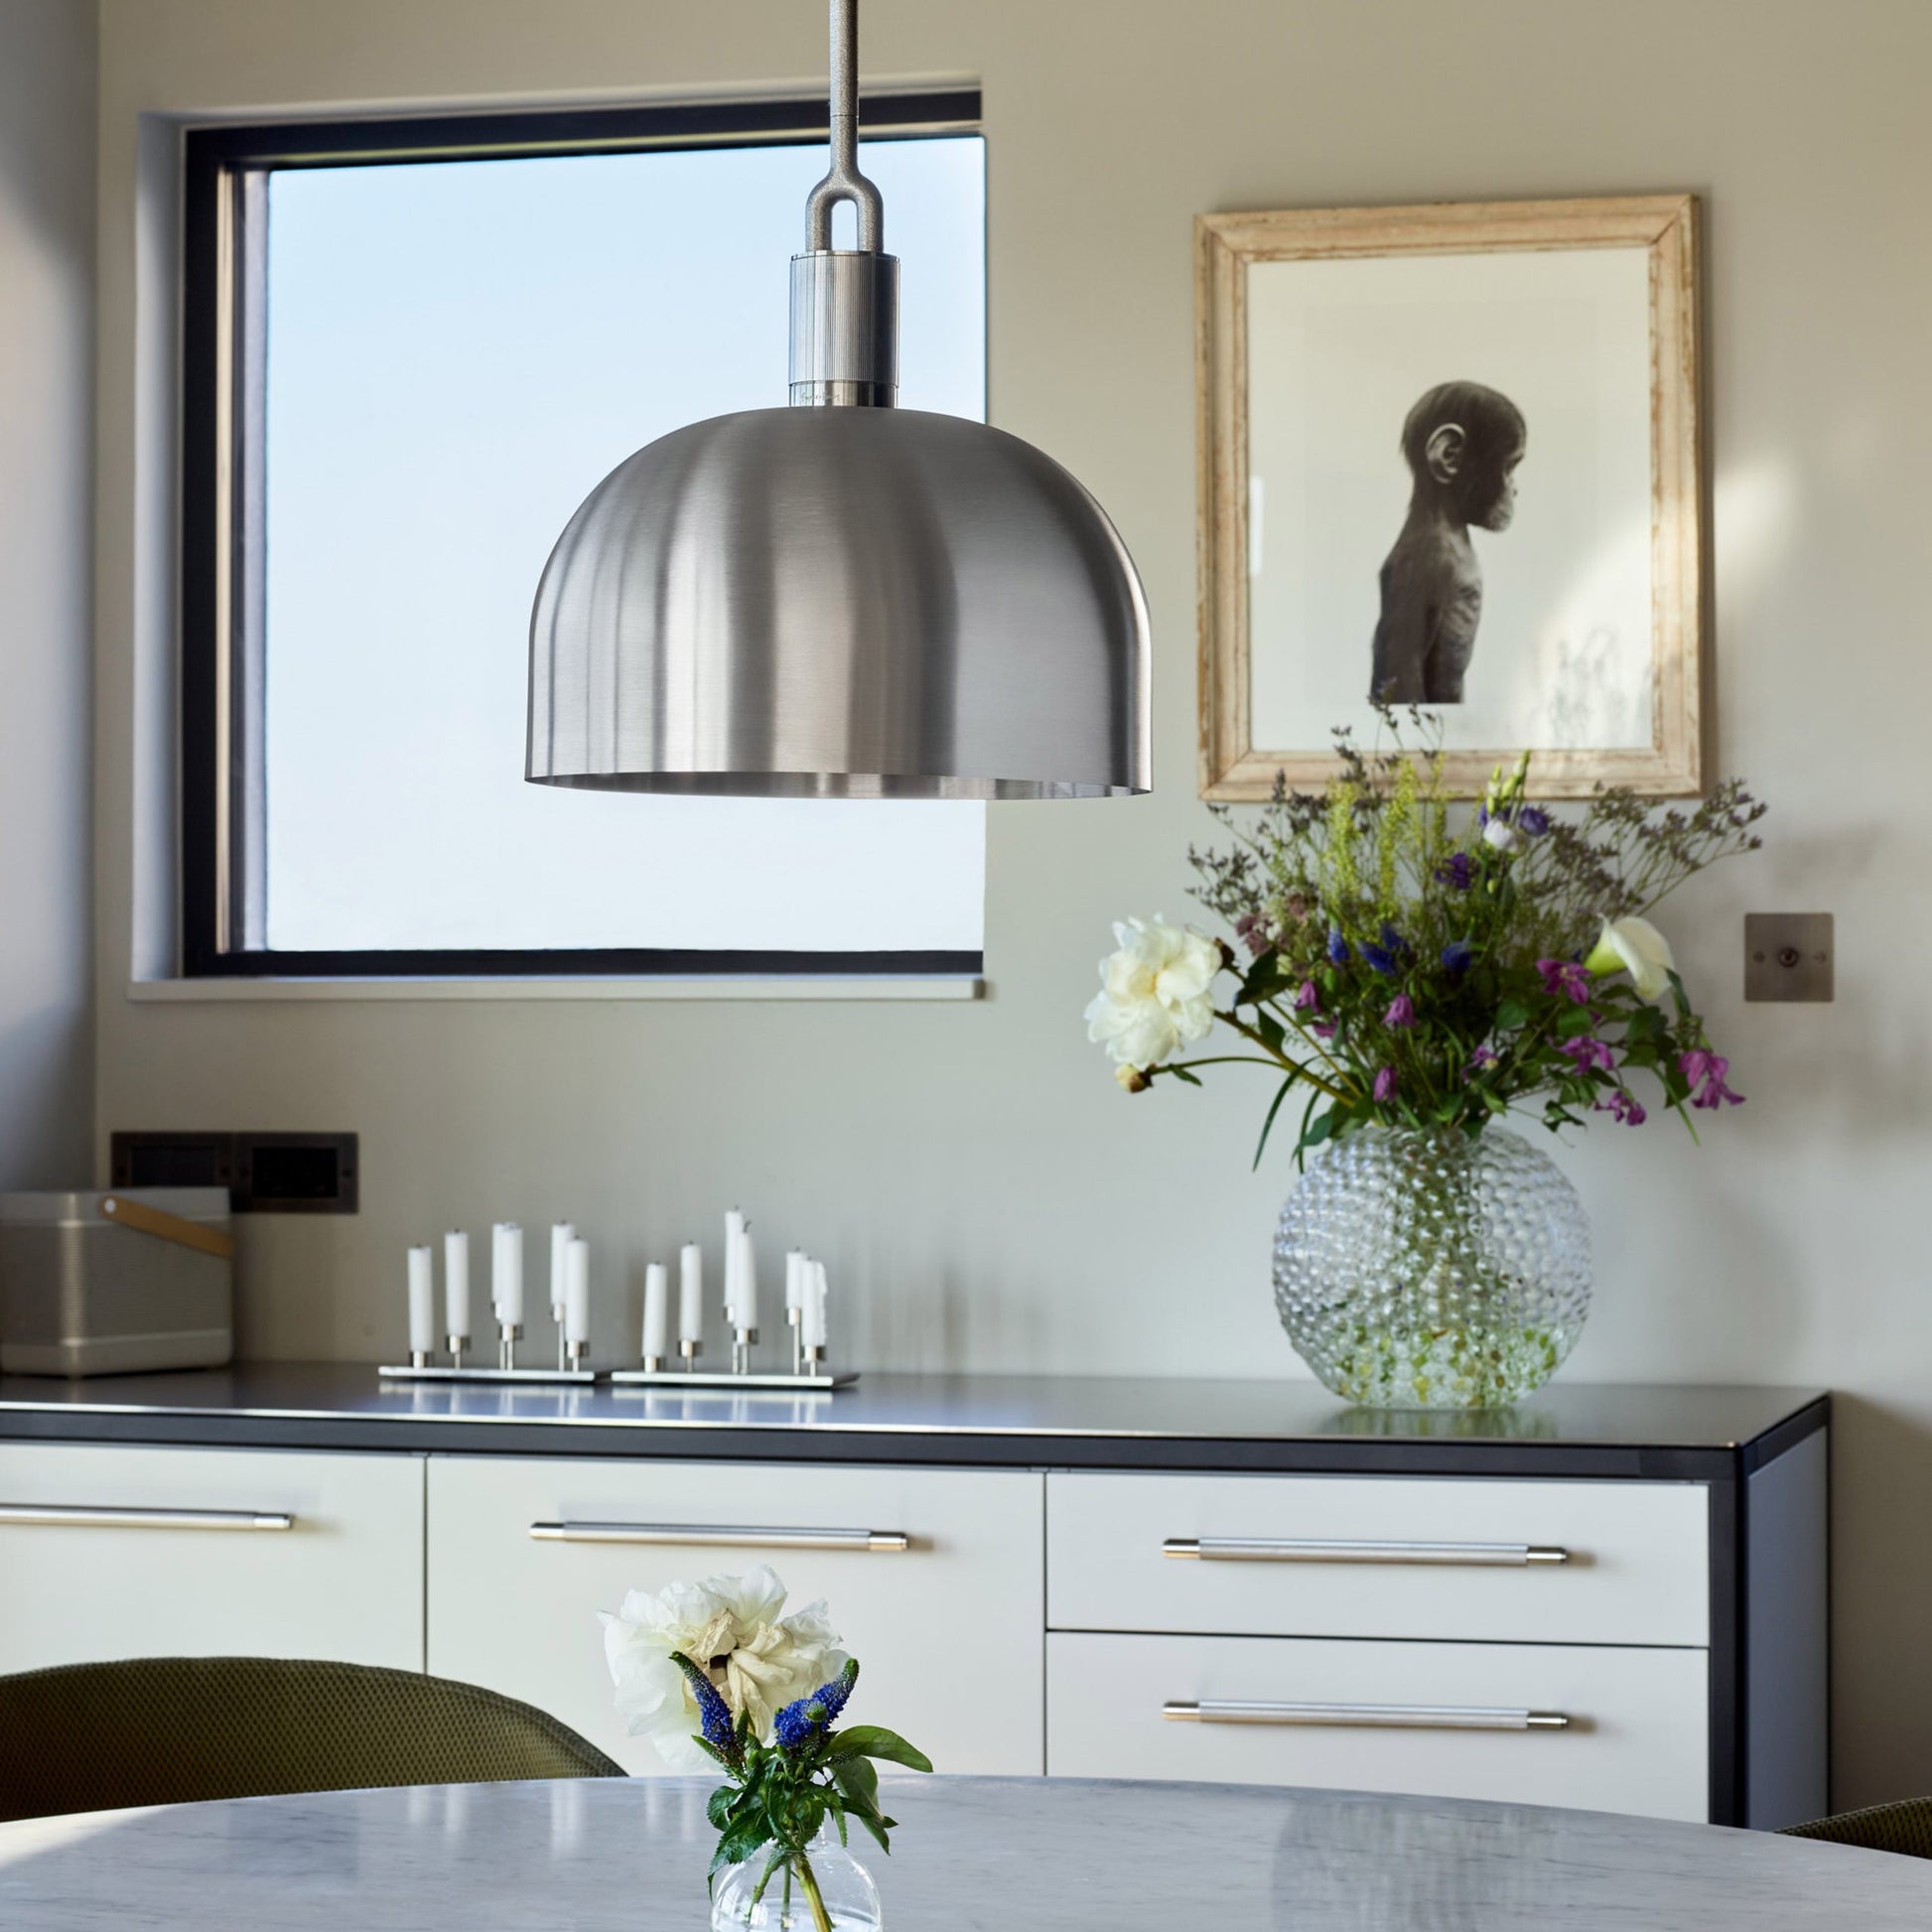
[
  {"left": 1273, "top": 1125, "right": 1591, "bottom": 1409},
  {"left": 710, "top": 1823, "right": 882, "bottom": 1932}
]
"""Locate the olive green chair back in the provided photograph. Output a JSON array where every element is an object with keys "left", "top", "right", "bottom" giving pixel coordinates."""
[
  {"left": 1782, "top": 1798, "right": 1932, "bottom": 1860},
  {"left": 0, "top": 1656, "right": 624, "bottom": 1825}
]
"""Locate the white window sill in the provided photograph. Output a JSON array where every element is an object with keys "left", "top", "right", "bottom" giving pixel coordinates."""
[{"left": 126, "top": 975, "right": 985, "bottom": 1005}]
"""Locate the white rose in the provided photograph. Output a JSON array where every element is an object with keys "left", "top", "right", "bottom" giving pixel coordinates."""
[
  {"left": 1084, "top": 916, "right": 1221, "bottom": 1070},
  {"left": 600, "top": 1565, "right": 846, "bottom": 1769},
  {"left": 1585, "top": 914, "right": 1676, "bottom": 1004}
]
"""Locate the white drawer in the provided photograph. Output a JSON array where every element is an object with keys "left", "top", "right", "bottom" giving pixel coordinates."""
[
  {"left": 1048, "top": 1471, "right": 1707, "bottom": 1646},
  {"left": 0, "top": 1443, "right": 424, "bottom": 1674},
  {"left": 1047, "top": 1630, "right": 1709, "bottom": 1820},
  {"left": 426, "top": 1456, "right": 1043, "bottom": 1776}
]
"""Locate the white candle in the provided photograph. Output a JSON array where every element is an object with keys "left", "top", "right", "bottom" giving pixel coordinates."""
[
  {"left": 549, "top": 1221, "right": 576, "bottom": 1319},
  {"left": 784, "top": 1249, "right": 805, "bottom": 1315},
  {"left": 678, "top": 1243, "right": 704, "bottom": 1345},
  {"left": 495, "top": 1222, "right": 524, "bottom": 1326},
  {"left": 564, "top": 1238, "right": 591, "bottom": 1347},
  {"left": 641, "top": 1262, "right": 669, "bottom": 1359},
  {"left": 407, "top": 1246, "right": 435, "bottom": 1354},
  {"left": 444, "top": 1229, "right": 471, "bottom": 1340},
  {"left": 802, "top": 1259, "right": 829, "bottom": 1349},
  {"left": 723, "top": 1209, "right": 746, "bottom": 1323},
  {"left": 736, "top": 1227, "right": 759, "bottom": 1331}
]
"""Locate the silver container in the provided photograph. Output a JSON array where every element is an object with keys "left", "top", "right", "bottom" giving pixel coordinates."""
[{"left": 0, "top": 1188, "right": 234, "bottom": 1376}]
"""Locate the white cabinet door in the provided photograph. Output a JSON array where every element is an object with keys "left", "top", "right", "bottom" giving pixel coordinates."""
[
  {"left": 1047, "top": 1630, "right": 1709, "bottom": 1821},
  {"left": 1048, "top": 1472, "right": 1709, "bottom": 1646},
  {"left": 0, "top": 1444, "right": 424, "bottom": 1673},
  {"left": 427, "top": 1456, "right": 1043, "bottom": 1776}
]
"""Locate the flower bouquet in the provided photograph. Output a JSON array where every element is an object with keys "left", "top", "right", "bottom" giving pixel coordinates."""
[
  {"left": 604, "top": 1566, "right": 931, "bottom": 1932},
  {"left": 1086, "top": 718, "right": 1765, "bottom": 1406}
]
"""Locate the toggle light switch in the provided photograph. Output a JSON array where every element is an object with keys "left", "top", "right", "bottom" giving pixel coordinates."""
[{"left": 1744, "top": 913, "right": 1833, "bottom": 1003}]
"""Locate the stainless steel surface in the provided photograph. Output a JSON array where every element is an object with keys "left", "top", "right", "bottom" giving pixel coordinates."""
[
  {"left": 376, "top": 1364, "right": 598, "bottom": 1385},
  {"left": 0, "top": 1186, "right": 233, "bottom": 1377},
  {"left": 527, "top": 1520, "right": 909, "bottom": 1551},
  {"left": 608, "top": 1367, "right": 857, "bottom": 1391},
  {"left": 527, "top": 407, "right": 1152, "bottom": 798},
  {"left": 789, "top": 250, "right": 897, "bottom": 406},
  {"left": 1163, "top": 1536, "right": 1572, "bottom": 1566},
  {"left": 0, "top": 1364, "right": 1830, "bottom": 1454},
  {"left": 7, "top": 1774, "right": 1930, "bottom": 1932},
  {"left": 526, "top": 0, "right": 1152, "bottom": 800},
  {"left": 1163, "top": 1700, "right": 1572, "bottom": 1731},
  {"left": 0, "top": 1501, "right": 293, "bottom": 1531}
]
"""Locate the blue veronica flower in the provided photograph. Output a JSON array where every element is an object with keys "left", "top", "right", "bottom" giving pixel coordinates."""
[
  {"left": 1361, "top": 943, "right": 1399, "bottom": 977},
  {"left": 680, "top": 1666, "right": 734, "bottom": 1748},
  {"left": 1441, "top": 939, "right": 1474, "bottom": 976},
  {"left": 1516, "top": 805, "right": 1551, "bottom": 836},
  {"left": 773, "top": 1661, "right": 859, "bottom": 1751},
  {"left": 1379, "top": 921, "right": 1408, "bottom": 955},
  {"left": 1327, "top": 929, "right": 1350, "bottom": 966}
]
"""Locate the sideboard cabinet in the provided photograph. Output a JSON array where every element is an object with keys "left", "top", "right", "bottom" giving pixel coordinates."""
[{"left": 0, "top": 1370, "right": 1827, "bottom": 1828}]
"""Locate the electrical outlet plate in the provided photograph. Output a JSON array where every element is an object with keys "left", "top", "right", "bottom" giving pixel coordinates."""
[
  {"left": 1744, "top": 913, "right": 1834, "bottom": 1003},
  {"left": 109, "top": 1132, "right": 359, "bottom": 1212}
]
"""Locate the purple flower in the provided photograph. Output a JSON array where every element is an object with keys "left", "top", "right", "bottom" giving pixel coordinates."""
[
  {"left": 1311, "top": 1021, "right": 1337, "bottom": 1041},
  {"left": 1441, "top": 939, "right": 1474, "bottom": 977},
  {"left": 1681, "top": 1049, "right": 1744, "bottom": 1110},
  {"left": 1294, "top": 980, "right": 1320, "bottom": 1013},
  {"left": 1327, "top": 929, "right": 1350, "bottom": 967},
  {"left": 1383, "top": 994, "right": 1417, "bottom": 1030},
  {"left": 1465, "top": 1043, "right": 1500, "bottom": 1076},
  {"left": 1372, "top": 1066, "right": 1399, "bottom": 1104},
  {"left": 1233, "top": 911, "right": 1274, "bottom": 958},
  {"left": 1596, "top": 1089, "right": 1647, "bottom": 1126},
  {"left": 1435, "top": 853, "right": 1475, "bottom": 891},
  {"left": 1558, "top": 1035, "right": 1617, "bottom": 1074},
  {"left": 1537, "top": 958, "right": 1592, "bottom": 1005},
  {"left": 1516, "top": 806, "right": 1551, "bottom": 836}
]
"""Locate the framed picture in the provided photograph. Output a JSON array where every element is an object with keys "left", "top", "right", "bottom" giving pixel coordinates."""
[{"left": 1195, "top": 195, "right": 1705, "bottom": 799}]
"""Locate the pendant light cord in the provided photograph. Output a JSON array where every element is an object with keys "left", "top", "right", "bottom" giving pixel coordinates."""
[{"left": 804, "top": 0, "right": 884, "bottom": 253}]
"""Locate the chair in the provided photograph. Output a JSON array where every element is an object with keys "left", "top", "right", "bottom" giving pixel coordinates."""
[
  {"left": 1781, "top": 1799, "right": 1932, "bottom": 1860},
  {"left": 0, "top": 1656, "right": 624, "bottom": 1824}
]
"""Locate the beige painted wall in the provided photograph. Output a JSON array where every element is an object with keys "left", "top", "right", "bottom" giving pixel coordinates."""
[
  {"left": 0, "top": 0, "right": 94, "bottom": 1190},
  {"left": 90, "top": 0, "right": 1932, "bottom": 1804}
]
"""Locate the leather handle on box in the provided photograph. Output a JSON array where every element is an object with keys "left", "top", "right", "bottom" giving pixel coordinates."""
[{"left": 98, "top": 1194, "right": 235, "bottom": 1262}]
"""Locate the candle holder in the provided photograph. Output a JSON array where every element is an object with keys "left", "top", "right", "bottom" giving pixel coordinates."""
[
  {"left": 611, "top": 1326, "right": 855, "bottom": 1392},
  {"left": 379, "top": 1324, "right": 596, "bottom": 1385}
]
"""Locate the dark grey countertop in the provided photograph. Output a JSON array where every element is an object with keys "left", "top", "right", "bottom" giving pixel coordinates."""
[{"left": 0, "top": 1363, "right": 1828, "bottom": 1477}]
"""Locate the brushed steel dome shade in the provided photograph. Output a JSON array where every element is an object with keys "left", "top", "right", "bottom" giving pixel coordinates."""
[{"left": 526, "top": 406, "right": 1151, "bottom": 799}]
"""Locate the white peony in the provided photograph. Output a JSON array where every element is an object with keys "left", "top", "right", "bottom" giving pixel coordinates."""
[
  {"left": 600, "top": 1566, "right": 846, "bottom": 1770},
  {"left": 1585, "top": 914, "right": 1677, "bottom": 1004},
  {"left": 1084, "top": 916, "right": 1222, "bottom": 1071}
]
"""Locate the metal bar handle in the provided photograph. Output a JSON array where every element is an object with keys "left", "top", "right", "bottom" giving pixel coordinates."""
[
  {"left": 1163, "top": 1536, "right": 1570, "bottom": 1567},
  {"left": 0, "top": 1503, "right": 293, "bottom": 1532},
  {"left": 98, "top": 1193, "right": 236, "bottom": 1262},
  {"left": 1164, "top": 1700, "right": 1571, "bottom": 1731},
  {"left": 529, "top": 1521, "right": 909, "bottom": 1553}
]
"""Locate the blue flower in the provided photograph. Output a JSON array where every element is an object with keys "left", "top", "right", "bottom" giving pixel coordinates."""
[
  {"left": 671, "top": 1653, "right": 736, "bottom": 1749},
  {"left": 1435, "top": 854, "right": 1474, "bottom": 892},
  {"left": 1379, "top": 921, "right": 1409, "bottom": 956},
  {"left": 1327, "top": 929, "right": 1350, "bottom": 967},
  {"left": 1361, "top": 943, "right": 1399, "bottom": 977},
  {"left": 1441, "top": 939, "right": 1473, "bottom": 977},
  {"left": 773, "top": 1660, "right": 859, "bottom": 1751},
  {"left": 1516, "top": 805, "right": 1551, "bottom": 836}
]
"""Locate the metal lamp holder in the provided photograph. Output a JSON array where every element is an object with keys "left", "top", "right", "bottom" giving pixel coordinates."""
[{"left": 379, "top": 1321, "right": 597, "bottom": 1385}]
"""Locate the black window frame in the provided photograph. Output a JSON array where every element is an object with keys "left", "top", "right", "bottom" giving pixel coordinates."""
[{"left": 180, "top": 91, "right": 985, "bottom": 981}]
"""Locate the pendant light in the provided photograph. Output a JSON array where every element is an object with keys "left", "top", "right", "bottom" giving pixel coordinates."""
[{"left": 525, "top": 0, "right": 1151, "bottom": 799}]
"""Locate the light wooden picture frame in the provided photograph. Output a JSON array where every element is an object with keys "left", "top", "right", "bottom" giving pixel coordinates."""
[{"left": 1196, "top": 196, "right": 1705, "bottom": 800}]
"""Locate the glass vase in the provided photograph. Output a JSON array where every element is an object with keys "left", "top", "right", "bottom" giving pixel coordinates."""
[
  {"left": 709, "top": 1822, "right": 883, "bottom": 1932},
  {"left": 1273, "top": 1124, "right": 1591, "bottom": 1409}
]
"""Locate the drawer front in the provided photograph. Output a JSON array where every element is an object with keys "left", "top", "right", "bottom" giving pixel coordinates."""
[
  {"left": 0, "top": 1444, "right": 424, "bottom": 1673},
  {"left": 1048, "top": 1472, "right": 1708, "bottom": 1646},
  {"left": 1047, "top": 1631, "right": 1709, "bottom": 1820},
  {"left": 427, "top": 1456, "right": 1043, "bottom": 1776}
]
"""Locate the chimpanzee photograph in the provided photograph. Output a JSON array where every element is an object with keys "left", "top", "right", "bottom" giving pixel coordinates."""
[{"left": 1368, "top": 380, "right": 1526, "bottom": 705}]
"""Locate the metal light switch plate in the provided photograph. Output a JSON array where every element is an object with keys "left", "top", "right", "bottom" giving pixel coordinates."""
[{"left": 1744, "top": 913, "right": 1834, "bottom": 1003}]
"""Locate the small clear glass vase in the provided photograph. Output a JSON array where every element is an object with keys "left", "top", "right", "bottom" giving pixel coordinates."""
[
  {"left": 709, "top": 1822, "right": 882, "bottom": 1932},
  {"left": 1273, "top": 1124, "right": 1591, "bottom": 1409}
]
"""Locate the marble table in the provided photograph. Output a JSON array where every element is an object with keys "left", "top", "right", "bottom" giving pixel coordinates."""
[{"left": 3, "top": 1776, "right": 1929, "bottom": 1929}]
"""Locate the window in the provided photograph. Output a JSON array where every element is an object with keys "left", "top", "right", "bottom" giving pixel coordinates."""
[{"left": 181, "top": 97, "right": 986, "bottom": 978}]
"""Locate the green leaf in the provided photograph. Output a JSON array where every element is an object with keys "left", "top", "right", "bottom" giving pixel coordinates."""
[
  {"left": 1238, "top": 948, "right": 1282, "bottom": 1006},
  {"left": 1494, "top": 997, "right": 1530, "bottom": 1032},
  {"left": 824, "top": 1725, "right": 934, "bottom": 1773},
  {"left": 1168, "top": 1065, "right": 1203, "bottom": 1088},
  {"left": 1554, "top": 1004, "right": 1595, "bottom": 1038},
  {"left": 1254, "top": 1009, "right": 1286, "bottom": 1054},
  {"left": 1252, "top": 1077, "right": 1295, "bottom": 1172},
  {"left": 1298, "top": 1105, "right": 1340, "bottom": 1156},
  {"left": 707, "top": 1786, "right": 742, "bottom": 1831}
]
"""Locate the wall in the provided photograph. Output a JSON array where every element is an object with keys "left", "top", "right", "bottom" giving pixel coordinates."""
[
  {"left": 0, "top": 0, "right": 94, "bottom": 1190},
  {"left": 90, "top": 0, "right": 1932, "bottom": 1805}
]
